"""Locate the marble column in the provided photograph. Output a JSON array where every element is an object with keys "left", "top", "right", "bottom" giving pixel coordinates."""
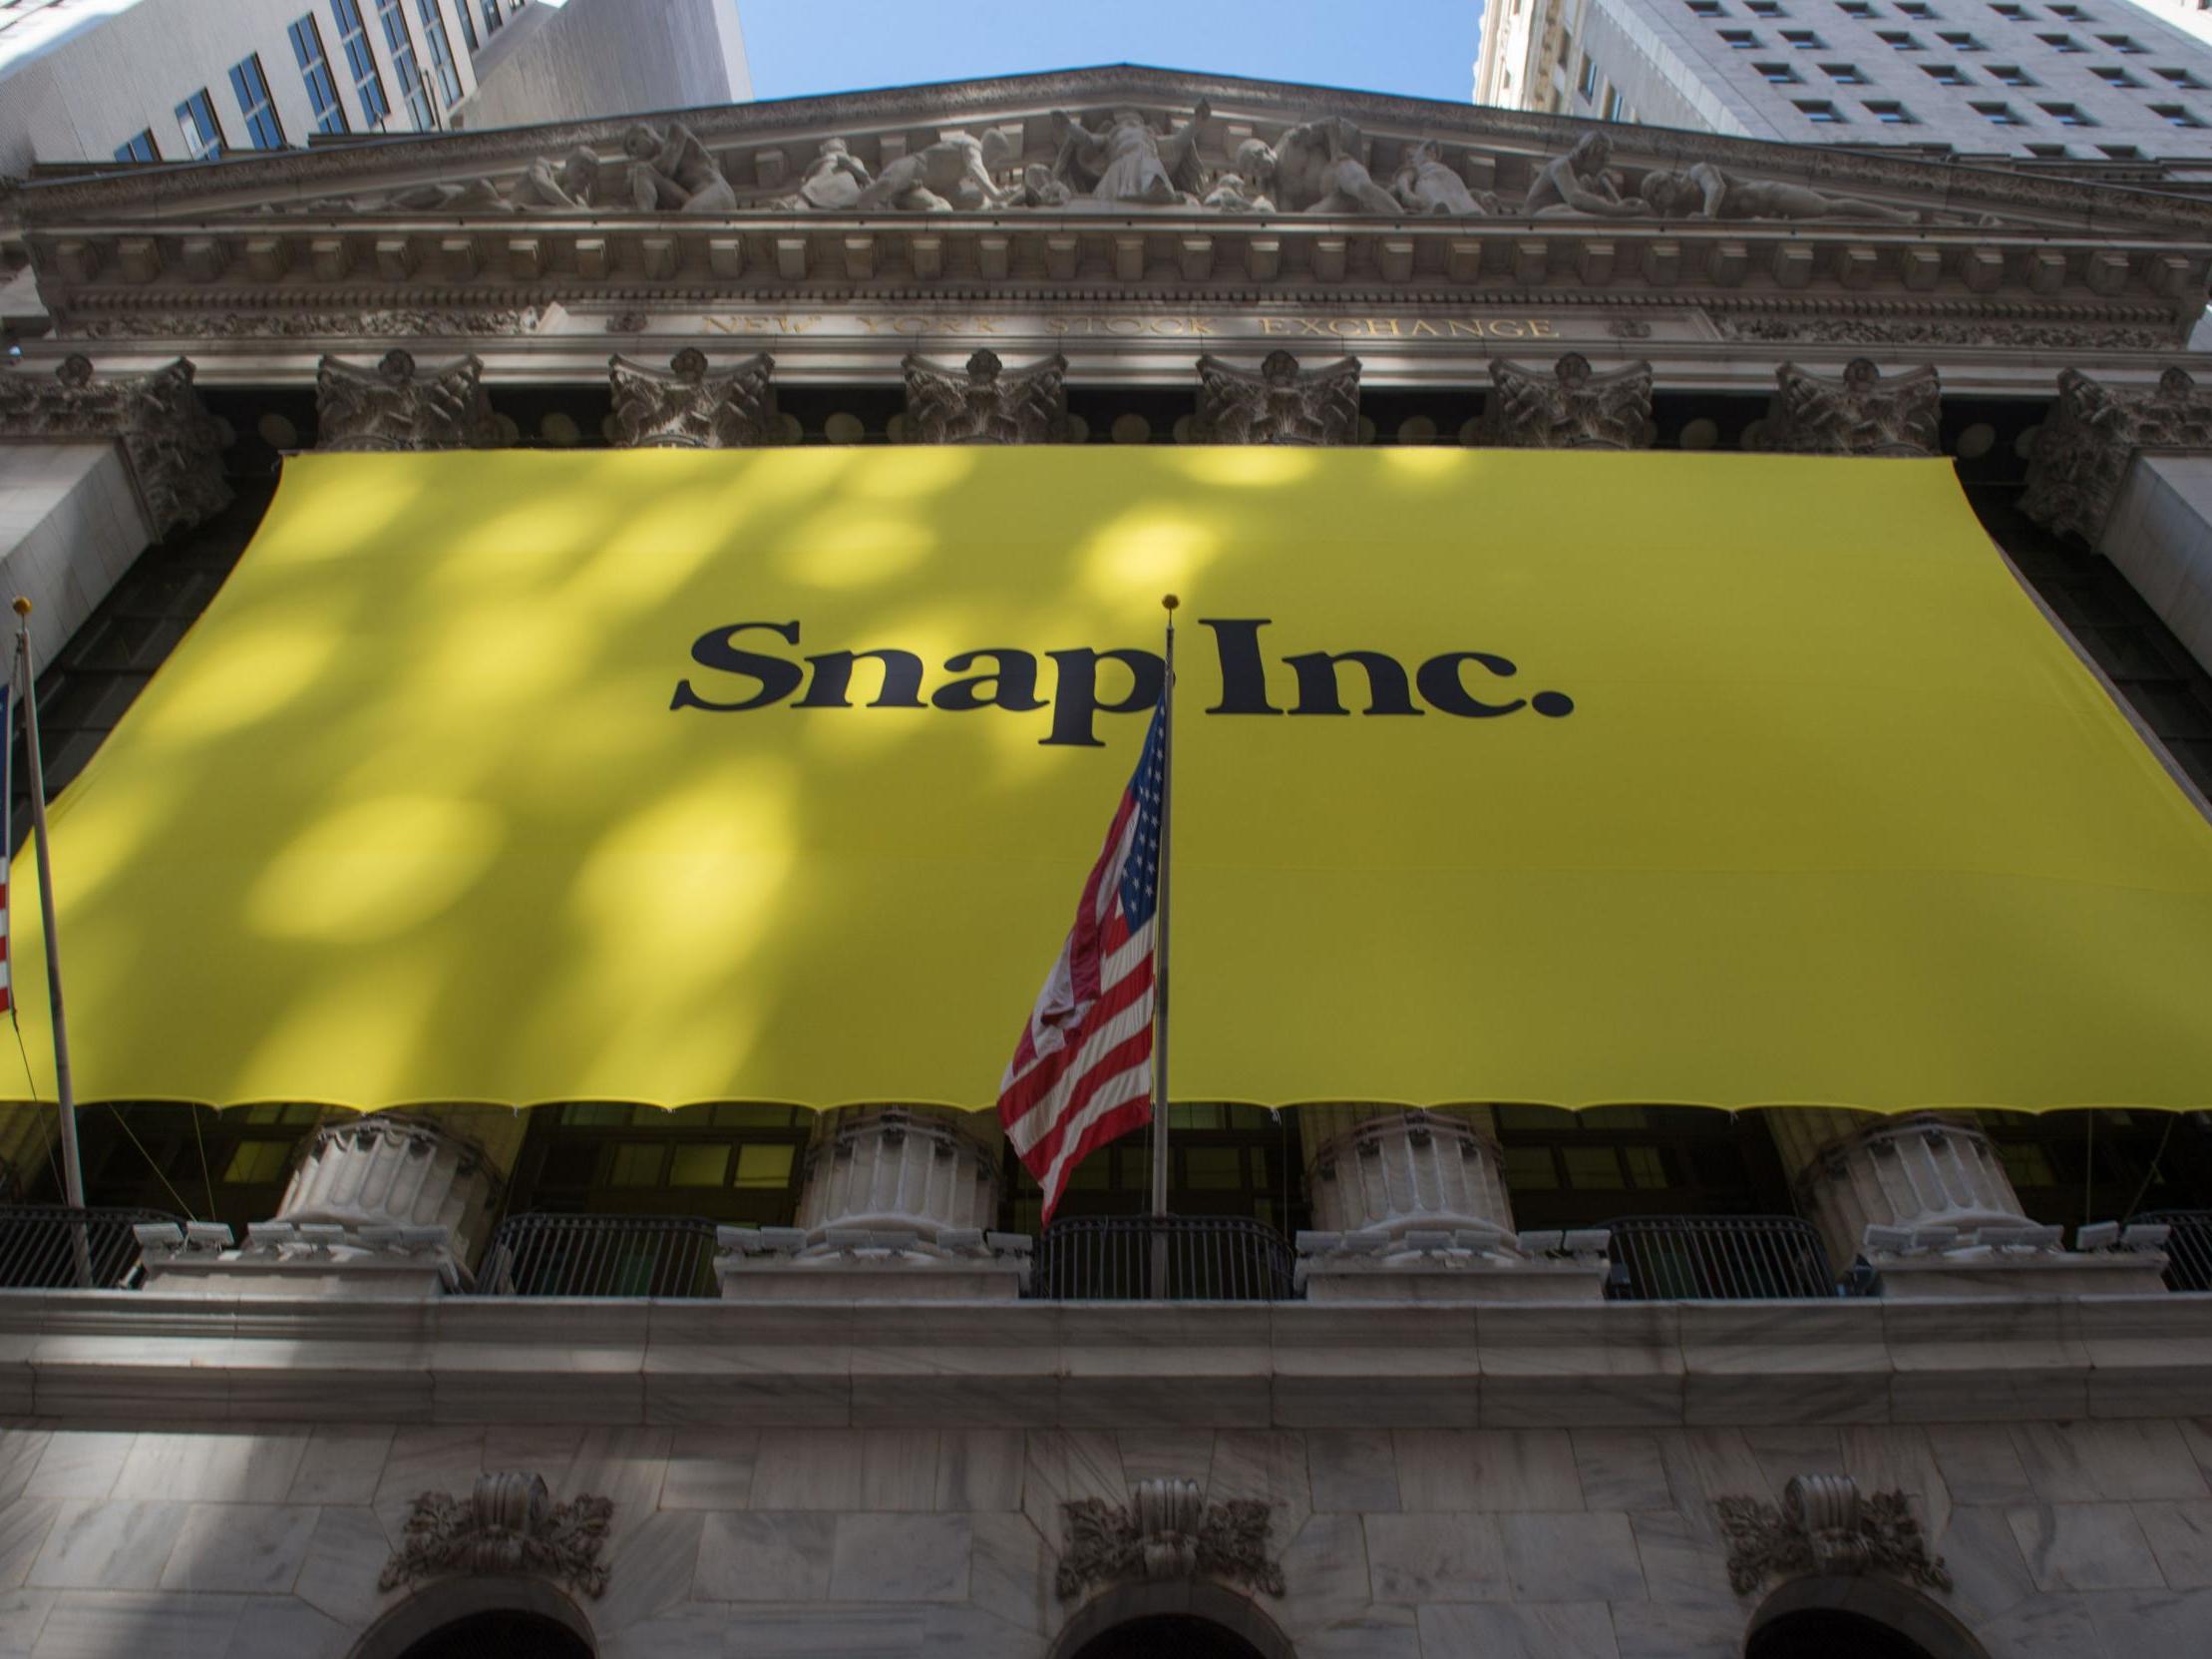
[
  {"left": 1767, "top": 1108, "right": 2166, "bottom": 1297},
  {"left": 718, "top": 1104, "right": 1029, "bottom": 1300},
  {"left": 1296, "top": 1105, "right": 1609, "bottom": 1301}
]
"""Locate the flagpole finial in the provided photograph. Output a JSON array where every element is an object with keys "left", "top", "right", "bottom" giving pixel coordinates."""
[
  {"left": 10, "top": 599, "right": 28, "bottom": 618},
  {"left": 1162, "top": 594, "right": 1180, "bottom": 612}
]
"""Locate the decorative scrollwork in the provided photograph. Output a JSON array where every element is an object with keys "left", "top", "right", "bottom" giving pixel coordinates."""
[
  {"left": 1717, "top": 1475, "right": 1951, "bottom": 1598},
  {"left": 381, "top": 1472, "right": 613, "bottom": 1599},
  {"left": 903, "top": 349, "right": 1067, "bottom": 444},
  {"left": 315, "top": 349, "right": 497, "bottom": 452},
  {"left": 1485, "top": 353, "right": 1655, "bottom": 450},
  {"left": 1056, "top": 1477, "right": 1284, "bottom": 1600},
  {"left": 0, "top": 354, "right": 230, "bottom": 538},
  {"left": 2023, "top": 365, "right": 2212, "bottom": 543},
  {"left": 608, "top": 348, "right": 777, "bottom": 448},
  {"left": 1193, "top": 351, "right": 1360, "bottom": 446},
  {"left": 1762, "top": 358, "right": 1941, "bottom": 458}
]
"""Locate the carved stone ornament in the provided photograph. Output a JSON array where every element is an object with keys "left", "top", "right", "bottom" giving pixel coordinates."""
[
  {"left": 380, "top": 1471, "right": 613, "bottom": 1598},
  {"left": 1057, "top": 1477, "right": 1285, "bottom": 1601},
  {"left": 1194, "top": 351, "right": 1361, "bottom": 446},
  {"left": 315, "top": 349, "right": 496, "bottom": 452},
  {"left": 903, "top": 349, "right": 1068, "bottom": 444},
  {"left": 2023, "top": 365, "right": 2212, "bottom": 543},
  {"left": 1762, "top": 358, "right": 1941, "bottom": 458},
  {"left": 608, "top": 349, "right": 777, "bottom": 448},
  {"left": 1485, "top": 354, "right": 1655, "bottom": 450},
  {"left": 1716, "top": 1475, "right": 1952, "bottom": 1598},
  {"left": 1716, "top": 316, "right": 2175, "bottom": 351},
  {"left": 68, "top": 309, "right": 541, "bottom": 341},
  {"left": 0, "top": 354, "right": 231, "bottom": 538}
]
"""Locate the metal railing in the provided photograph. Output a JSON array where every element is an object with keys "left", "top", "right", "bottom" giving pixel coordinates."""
[
  {"left": 1602, "top": 1214, "right": 1841, "bottom": 1301},
  {"left": 0, "top": 1205, "right": 183, "bottom": 1290},
  {"left": 1028, "top": 1215, "right": 1298, "bottom": 1301},
  {"left": 2134, "top": 1210, "right": 2212, "bottom": 1293},
  {"left": 475, "top": 1213, "right": 722, "bottom": 1298}
]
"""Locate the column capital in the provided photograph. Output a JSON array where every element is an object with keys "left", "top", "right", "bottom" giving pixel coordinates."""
[
  {"left": 315, "top": 348, "right": 496, "bottom": 451},
  {"left": 1761, "top": 358, "right": 1941, "bottom": 457},
  {"left": 2023, "top": 364, "right": 2212, "bottom": 544},
  {"left": 1483, "top": 354, "right": 1655, "bottom": 450},
  {"left": 607, "top": 348, "right": 778, "bottom": 447},
  {"left": 1192, "top": 351, "right": 1361, "bottom": 445},
  {"left": 0, "top": 353, "right": 230, "bottom": 538}
]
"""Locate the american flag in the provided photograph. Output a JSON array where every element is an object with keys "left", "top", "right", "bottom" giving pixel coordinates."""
[{"left": 997, "top": 705, "right": 1166, "bottom": 1224}]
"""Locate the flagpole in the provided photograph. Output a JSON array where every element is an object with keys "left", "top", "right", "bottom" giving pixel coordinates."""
[
  {"left": 1149, "top": 596, "right": 1178, "bottom": 1297},
  {"left": 13, "top": 602, "right": 88, "bottom": 1258}
]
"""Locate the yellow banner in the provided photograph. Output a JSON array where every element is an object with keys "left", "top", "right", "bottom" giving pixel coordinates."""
[{"left": 11, "top": 447, "right": 2212, "bottom": 1112}]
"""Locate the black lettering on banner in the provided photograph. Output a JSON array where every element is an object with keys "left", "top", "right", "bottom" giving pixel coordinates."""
[
  {"left": 932, "top": 649, "right": 1047, "bottom": 711},
  {"left": 1200, "top": 618, "right": 1282, "bottom": 715},
  {"left": 1285, "top": 649, "right": 1424, "bottom": 716},
  {"left": 671, "top": 622, "right": 805, "bottom": 711},
  {"left": 1043, "top": 647, "right": 1165, "bottom": 747},
  {"left": 1416, "top": 650, "right": 1529, "bottom": 717},
  {"left": 795, "top": 649, "right": 928, "bottom": 708}
]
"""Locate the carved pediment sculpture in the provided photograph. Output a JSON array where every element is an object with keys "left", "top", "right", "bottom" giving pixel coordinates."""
[
  {"left": 608, "top": 349, "right": 777, "bottom": 448},
  {"left": 1485, "top": 354, "right": 1655, "bottom": 450},
  {"left": 270, "top": 147, "right": 609, "bottom": 216},
  {"left": 2023, "top": 365, "right": 2212, "bottom": 543},
  {"left": 903, "top": 349, "right": 1068, "bottom": 444},
  {"left": 1194, "top": 351, "right": 1361, "bottom": 446},
  {"left": 1638, "top": 162, "right": 1918, "bottom": 225},
  {"left": 855, "top": 130, "right": 1024, "bottom": 211},
  {"left": 1528, "top": 132, "right": 1652, "bottom": 219},
  {"left": 1717, "top": 1474, "right": 1951, "bottom": 1598},
  {"left": 0, "top": 353, "right": 230, "bottom": 538},
  {"left": 381, "top": 1471, "right": 612, "bottom": 1599},
  {"left": 796, "top": 138, "right": 872, "bottom": 210},
  {"left": 315, "top": 349, "right": 496, "bottom": 452},
  {"left": 1057, "top": 1477, "right": 1285, "bottom": 1600},
  {"left": 1052, "top": 102, "right": 1211, "bottom": 207},
  {"left": 1763, "top": 359, "right": 1941, "bottom": 458},
  {"left": 1393, "top": 140, "right": 1498, "bottom": 216},
  {"left": 620, "top": 122, "right": 738, "bottom": 213},
  {"left": 1247, "top": 116, "right": 1402, "bottom": 215}
]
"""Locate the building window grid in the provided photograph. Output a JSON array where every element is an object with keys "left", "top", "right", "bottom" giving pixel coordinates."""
[
  {"left": 1837, "top": 0, "right": 1876, "bottom": 15},
  {"left": 1822, "top": 61, "right": 1870, "bottom": 82},
  {"left": 373, "top": 0, "right": 435, "bottom": 131},
  {"left": 2158, "top": 68, "right": 2206, "bottom": 89},
  {"left": 1719, "top": 28, "right": 1762, "bottom": 47},
  {"left": 479, "top": 0, "right": 504, "bottom": 33},
  {"left": 2090, "top": 66, "right": 2141, "bottom": 87},
  {"left": 1922, "top": 62, "right": 1972, "bottom": 83},
  {"left": 1796, "top": 97, "right": 1848, "bottom": 119},
  {"left": 173, "top": 88, "right": 224, "bottom": 160},
  {"left": 1988, "top": 62, "right": 2036, "bottom": 84},
  {"left": 2037, "top": 32, "right": 2084, "bottom": 51},
  {"left": 2153, "top": 103, "right": 2207, "bottom": 127},
  {"left": 1782, "top": 28, "right": 1828, "bottom": 46},
  {"left": 1972, "top": 98, "right": 2026, "bottom": 122},
  {"left": 330, "top": 0, "right": 390, "bottom": 127},
  {"left": 112, "top": 129, "right": 158, "bottom": 163},
  {"left": 1989, "top": 1, "right": 2028, "bottom": 17},
  {"left": 1939, "top": 29, "right": 1986, "bottom": 48},
  {"left": 289, "top": 15, "right": 349, "bottom": 134},
  {"left": 1897, "top": 1, "right": 1937, "bottom": 15},
  {"left": 1876, "top": 29, "right": 1924, "bottom": 46},
  {"left": 1866, "top": 99, "right": 1917, "bottom": 121},
  {"left": 2039, "top": 101, "right": 2095, "bottom": 125},
  {"left": 2097, "top": 33, "right": 2145, "bottom": 52},
  {"left": 226, "top": 53, "right": 286, "bottom": 150},
  {"left": 1579, "top": 54, "right": 1600, "bottom": 98},
  {"left": 454, "top": 0, "right": 478, "bottom": 51},
  {"left": 1687, "top": 0, "right": 1726, "bottom": 15},
  {"left": 1746, "top": 2, "right": 1786, "bottom": 15},
  {"left": 415, "top": 0, "right": 463, "bottom": 107},
  {"left": 1757, "top": 59, "right": 1803, "bottom": 81}
]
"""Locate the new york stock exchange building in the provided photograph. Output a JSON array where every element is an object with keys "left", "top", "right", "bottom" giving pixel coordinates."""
[{"left": 5, "top": 61, "right": 2212, "bottom": 1659}]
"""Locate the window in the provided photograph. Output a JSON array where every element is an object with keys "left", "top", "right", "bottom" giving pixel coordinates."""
[
  {"left": 1757, "top": 59, "right": 1803, "bottom": 80},
  {"left": 2046, "top": 2, "right": 2087, "bottom": 16},
  {"left": 2153, "top": 103, "right": 2207, "bottom": 127},
  {"left": 2040, "top": 101, "right": 2095, "bottom": 124},
  {"left": 2090, "top": 66, "right": 2140, "bottom": 87},
  {"left": 1747, "top": 2, "right": 1786, "bottom": 15},
  {"left": 112, "top": 129, "right": 159, "bottom": 163},
  {"left": 2035, "top": 31, "right": 2080, "bottom": 50},
  {"left": 1782, "top": 28, "right": 1827, "bottom": 45},
  {"left": 330, "top": 0, "right": 390, "bottom": 127},
  {"left": 2098, "top": 142, "right": 2142, "bottom": 156},
  {"left": 173, "top": 88, "right": 224, "bottom": 160},
  {"left": 1837, "top": 0, "right": 1875, "bottom": 15},
  {"left": 1604, "top": 85, "right": 1625, "bottom": 119},
  {"left": 1796, "top": 97, "right": 1848, "bottom": 119},
  {"left": 1988, "top": 62, "right": 2035, "bottom": 83},
  {"left": 2158, "top": 68, "right": 2207, "bottom": 89},
  {"left": 1719, "top": 28, "right": 1762, "bottom": 45},
  {"left": 1866, "top": 98, "right": 1917, "bottom": 120},
  {"left": 1938, "top": 29, "right": 1985, "bottom": 47},
  {"left": 2097, "top": 33, "right": 2144, "bottom": 52},
  {"left": 1897, "top": 1, "right": 1936, "bottom": 14},
  {"left": 1823, "top": 61, "right": 1870, "bottom": 81},
  {"left": 1579, "top": 54, "right": 1600, "bottom": 98},
  {"left": 288, "top": 16, "right": 348, "bottom": 134},
  {"left": 226, "top": 53, "right": 285, "bottom": 149},
  {"left": 1687, "top": 0, "right": 1726, "bottom": 14},
  {"left": 1972, "top": 98, "right": 2024, "bottom": 122},
  {"left": 415, "top": 0, "right": 462, "bottom": 107},
  {"left": 1989, "top": 1, "right": 2027, "bottom": 16},
  {"left": 454, "top": 0, "right": 478, "bottom": 50},
  {"left": 1876, "top": 28, "right": 1922, "bottom": 46},
  {"left": 479, "top": 0, "right": 504, "bottom": 31},
  {"left": 1922, "top": 61, "right": 1971, "bottom": 82},
  {"left": 373, "top": 0, "right": 434, "bottom": 131},
  {"left": 2025, "top": 142, "right": 2071, "bottom": 155}
]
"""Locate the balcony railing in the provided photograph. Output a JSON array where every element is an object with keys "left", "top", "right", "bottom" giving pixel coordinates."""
[
  {"left": 1027, "top": 1215, "right": 1298, "bottom": 1301},
  {"left": 2135, "top": 1210, "right": 2212, "bottom": 1293},
  {"left": 0, "top": 1205, "right": 184, "bottom": 1289},
  {"left": 477, "top": 1212, "right": 721, "bottom": 1298},
  {"left": 1603, "top": 1214, "right": 1841, "bottom": 1301}
]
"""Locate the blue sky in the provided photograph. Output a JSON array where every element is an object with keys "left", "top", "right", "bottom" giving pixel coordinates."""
[{"left": 740, "top": 0, "right": 1486, "bottom": 106}]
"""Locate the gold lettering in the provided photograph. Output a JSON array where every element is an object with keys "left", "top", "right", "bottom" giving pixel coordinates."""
[
  {"left": 1260, "top": 317, "right": 1292, "bottom": 335},
  {"left": 1366, "top": 318, "right": 1403, "bottom": 337},
  {"left": 779, "top": 315, "right": 821, "bottom": 335},
  {"left": 893, "top": 316, "right": 929, "bottom": 334},
  {"left": 1530, "top": 319, "right": 1559, "bottom": 338},
  {"left": 703, "top": 316, "right": 737, "bottom": 334},
  {"left": 1489, "top": 320, "right": 1528, "bottom": 338},
  {"left": 1410, "top": 320, "right": 1441, "bottom": 338},
  {"left": 972, "top": 317, "right": 1001, "bottom": 334},
  {"left": 1328, "top": 319, "right": 1364, "bottom": 336},
  {"left": 1189, "top": 317, "right": 1216, "bottom": 336},
  {"left": 1152, "top": 318, "right": 1186, "bottom": 335},
  {"left": 1105, "top": 316, "right": 1146, "bottom": 335},
  {"left": 1297, "top": 318, "right": 1329, "bottom": 337},
  {"left": 1445, "top": 320, "right": 1484, "bottom": 338}
]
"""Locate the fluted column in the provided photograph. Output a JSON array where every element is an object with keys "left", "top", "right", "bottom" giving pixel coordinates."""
[
  {"left": 718, "top": 1104, "right": 1028, "bottom": 1300},
  {"left": 274, "top": 1112, "right": 505, "bottom": 1264},
  {"left": 1295, "top": 1106, "right": 1609, "bottom": 1302}
]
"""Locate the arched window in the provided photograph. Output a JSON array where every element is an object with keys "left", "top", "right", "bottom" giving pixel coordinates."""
[
  {"left": 1068, "top": 1614, "right": 1272, "bottom": 1659},
  {"left": 397, "top": 1611, "right": 591, "bottom": 1659},
  {"left": 1747, "top": 1607, "right": 1940, "bottom": 1659}
]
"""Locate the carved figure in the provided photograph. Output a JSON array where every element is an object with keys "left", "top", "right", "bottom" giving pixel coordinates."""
[
  {"left": 381, "top": 1472, "right": 612, "bottom": 1599},
  {"left": 608, "top": 349, "right": 776, "bottom": 448},
  {"left": 903, "top": 349, "right": 1068, "bottom": 444},
  {"left": 511, "top": 146, "right": 605, "bottom": 210},
  {"left": 1057, "top": 1477, "right": 1284, "bottom": 1600},
  {"left": 1201, "top": 172, "right": 1275, "bottom": 212},
  {"left": 1485, "top": 354, "right": 1655, "bottom": 450},
  {"left": 1764, "top": 358, "right": 1941, "bottom": 457},
  {"left": 1392, "top": 140, "right": 1496, "bottom": 215},
  {"left": 2024, "top": 364, "right": 2212, "bottom": 541},
  {"left": 621, "top": 122, "right": 738, "bottom": 213},
  {"left": 1017, "top": 163, "right": 1075, "bottom": 208},
  {"left": 1194, "top": 351, "right": 1362, "bottom": 446},
  {"left": 1716, "top": 1475, "right": 1951, "bottom": 1597},
  {"left": 315, "top": 349, "right": 495, "bottom": 452},
  {"left": 797, "top": 138, "right": 872, "bottom": 209},
  {"left": 1267, "top": 117, "right": 1402, "bottom": 214},
  {"left": 854, "top": 131, "right": 1022, "bottom": 210},
  {"left": 1526, "top": 133, "right": 1651, "bottom": 218},
  {"left": 382, "top": 178, "right": 513, "bottom": 212},
  {"left": 1052, "top": 102, "right": 1210, "bottom": 206},
  {"left": 1639, "top": 162, "right": 1917, "bottom": 224}
]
